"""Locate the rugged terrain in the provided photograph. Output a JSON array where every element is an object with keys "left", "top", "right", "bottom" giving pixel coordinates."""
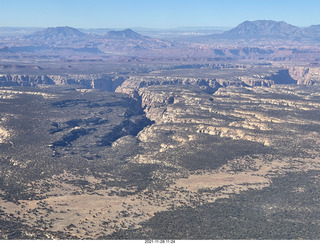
[
  {"left": 1, "top": 20, "right": 320, "bottom": 240},
  {"left": 0, "top": 61, "right": 320, "bottom": 239}
]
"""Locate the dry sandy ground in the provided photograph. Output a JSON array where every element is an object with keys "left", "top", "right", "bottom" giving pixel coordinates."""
[{"left": 1, "top": 151, "right": 320, "bottom": 239}]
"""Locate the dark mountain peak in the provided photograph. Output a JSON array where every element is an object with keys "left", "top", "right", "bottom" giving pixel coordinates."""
[
  {"left": 224, "top": 20, "right": 301, "bottom": 36},
  {"left": 104, "top": 28, "right": 146, "bottom": 40}
]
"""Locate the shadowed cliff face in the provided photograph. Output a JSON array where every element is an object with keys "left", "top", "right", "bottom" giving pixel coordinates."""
[{"left": 288, "top": 66, "right": 320, "bottom": 85}]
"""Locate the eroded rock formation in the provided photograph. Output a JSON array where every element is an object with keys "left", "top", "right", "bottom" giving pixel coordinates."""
[{"left": 0, "top": 74, "right": 127, "bottom": 91}]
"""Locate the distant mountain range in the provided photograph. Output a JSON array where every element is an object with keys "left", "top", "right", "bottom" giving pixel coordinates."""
[
  {"left": 0, "top": 26, "right": 171, "bottom": 53},
  {"left": 1, "top": 20, "right": 320, "bottom": 43},
  {"left": 14, "top": 20, "right": 320, "bottom": 44},
  {"left": 24, "top": 26, "right": 87, "bottom": 43},
  {"left": 207, "top": 20, "right": 320, "bottom": 41},
  {"left": 25, "top": 26, "right": 150, "bottom": 42},
  {"left": 1, "top": 20, "right": 320, "bottom": 58}
]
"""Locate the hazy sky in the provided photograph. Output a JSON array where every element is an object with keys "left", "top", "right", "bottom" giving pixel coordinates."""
[{"left": 1, "top": 0, "right": 320, "bottom": 28}]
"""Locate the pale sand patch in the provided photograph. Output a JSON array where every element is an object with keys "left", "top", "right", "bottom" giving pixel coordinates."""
[
  {"left": 0, "top": 89, "right": 57, "bottom": 99},
  {"left": 174, "top": 172, "right": 270, "bottom": 192},
  {"left": 0, "top": 126, "right": 10, "bottom": 143}
]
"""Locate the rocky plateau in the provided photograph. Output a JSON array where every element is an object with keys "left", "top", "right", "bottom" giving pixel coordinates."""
[
  {"left": 0, "top": 61, "right": 320, "bottom": 239},
  {"left": 1, "top": 19, "right": 320, "bottom": 240}
]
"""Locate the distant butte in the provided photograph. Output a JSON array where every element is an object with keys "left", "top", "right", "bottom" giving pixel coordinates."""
[{"left": 103, "top": 28, "right": 147, "bottom": 40}]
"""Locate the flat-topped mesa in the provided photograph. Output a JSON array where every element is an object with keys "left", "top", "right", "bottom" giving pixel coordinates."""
[
  {"left": 0, "top": 74, "right": 127, "bottom": 91},
  {"left": 115, "top": 68, "right": 298, "bottom": 99},
  {"left": 0, "top": 67, "right": 318, "bottom": 96},
  {"left": 115, "top": 76, "right": 221, "bottom": 96}
]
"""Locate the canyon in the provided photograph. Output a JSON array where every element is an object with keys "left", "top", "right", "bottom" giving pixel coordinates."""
[
  {"left": 0, "top": 61, "right": 320, "bottom": 239},
  {"left": 1, "top": 20, "right": 320, "bottom": 240}
]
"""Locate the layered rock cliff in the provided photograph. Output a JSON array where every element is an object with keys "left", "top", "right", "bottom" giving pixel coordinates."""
[
  {"left": 288, "top": 66, "right": 320, "bottom": 85},
  {"left": 1, "top": 66, "right": 319, "bottom": 95},
  {"left": 0, "top": 74, "right": 55, "bottom": 86},
  {"left": 0, "top": 74, "right": 127, "bottom": 91},
  {"left": 116, "top": 68, "right": 298, "bottom": 99}
]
